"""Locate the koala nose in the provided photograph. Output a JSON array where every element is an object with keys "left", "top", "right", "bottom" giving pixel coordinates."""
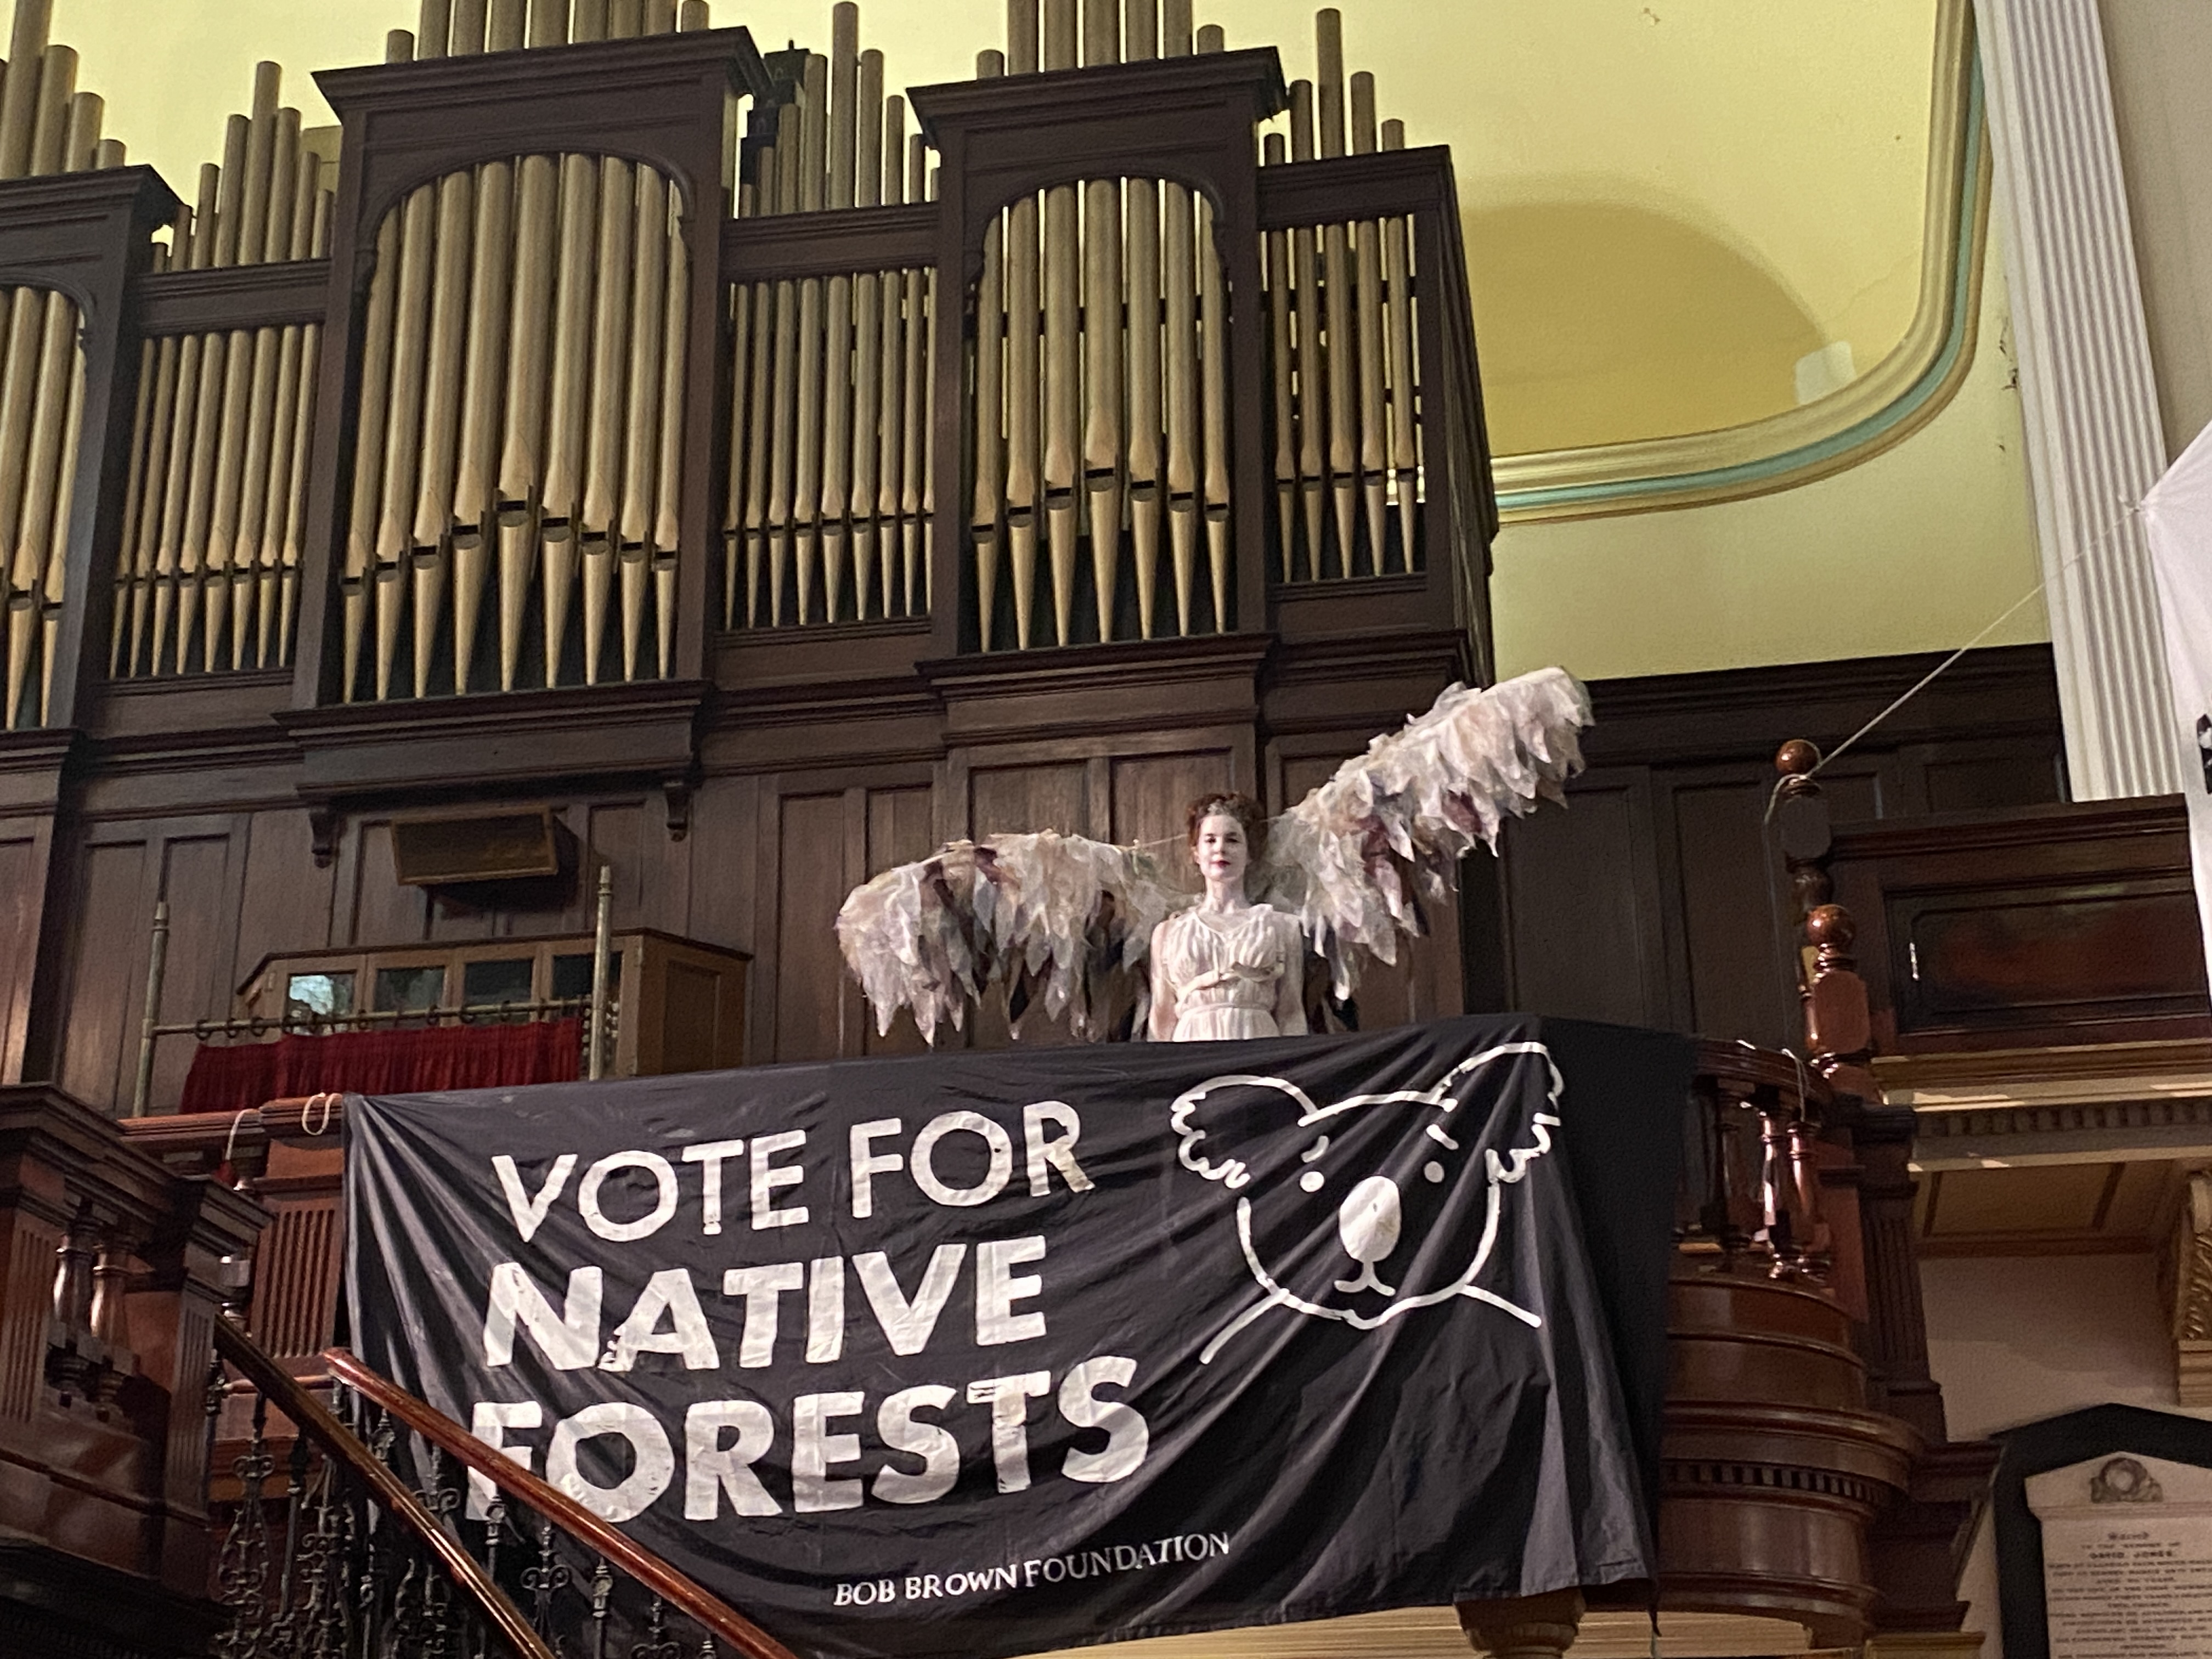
[
  {"left": 1332, "top": 1177, "right": 1401, "bottom": 1296},
  {"left": 1337, "top": 1176, "right": 1402, "bottom": 1263}
]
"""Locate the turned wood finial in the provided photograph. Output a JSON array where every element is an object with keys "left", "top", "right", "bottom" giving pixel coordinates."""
[
  {"left": 1776, "top": 737, "right": 1820, "bottom": 780},
  {"left": 1805, "top": 901, "right": 1854, "bottom": 954}
]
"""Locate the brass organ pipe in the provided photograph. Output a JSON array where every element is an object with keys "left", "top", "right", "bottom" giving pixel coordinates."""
[
  {"left": 1079, "top": 5, "right": 1121, "bottom": 643},
  {"left": 1161, "top": 173, "right": 1195, "bottom": 636},
  {"left": 1125, "top": 72, "right": 1161, "bottom": 637},
  {"left": 343, "top": 208, "right": 400, "bottom": 697},
  {"left": 1082, "top": 176, "right": 1122, "bottom": 642},
  {"left": 1001, "top": 98, "right": 1039, "bottom": 647},
  {"left": 969, "top": 50, "right": 1005, "bottom": 648},
  {"left": 541, "top": 144, "right": 600, "bottom": 681},
  {"left": 792, "top": 53, "right": 826, "bottom": 624},
  {"left": 723, "top": 180, "right": 753, "bottom": 626},
  {"left": 1289, "top": 80, "right": 1322, "bottom": 579},
  {"left": 377, "top": 168, "right": 438, "bottom": 700},
  {"left": 1040, "top": 0, "right": 1076, "bottom": 645},
  {"left": 678, "top": 1, "right": 709, "bottom": 28},
  {"left": 528, "top": 0, "right": 569, "bottom": 46},
  {"left": 131, "top": 320, "right": 179, "bottom": 673},
  {"left": 621, "top": 161, "right": 669, "bottom": 679},
  {"left": 454, "top": 133, "right": 513, "bottom": 693},
  {"left": 1381, "top": 117, "right": 1416, "bottom": 570},
  {"left": 1127, "top": 0, "right": 1156, "bottom": 55},
  {"left": 157, "top": 173, "right": 217, "bottom": 679},
  {"left": 241, "top": 106, "right": 300, "bottom": 667},
  {"left": 489, "top": 0, "right": 525, "bottom": 49},
  {"left": 181, "top": 125, "right": 246, "bottom": 676},
  {"left": 1159, "top": 0, "right": 1194, "bottom": 634},
  {"left": 1007, "top": 0, "right": 1037, "bottom": 73},
  {"left": 1162, "top": 0, "right": 1190, "bottom": 53},
  {"left": 1316, "top": 10, "right": 1356, "bottom": 577},
  {"left": 821, "top": 8, "right": 858, "bottom": 623},
  {"left": 285, "top": 189, "right": 333, "bottom": 667},
  {"left": 206, "top": 70, "right": 275, "bottom": 672},
  {"left": 1263, "top": 130, "right": 1294, "bottom": 581},
  {"left": 500, "top": 148, "right": 557, "bottom": 686},
  {"left": 607, "top": 0, "right": 641, "bottom": 35},
  {"left": 766, "top": 105, "right": 801, "bottom": 623},
  {"left": 1195, "top": 26, "right": 1229, "bottom": 628},
  {"left": 572, "top": 0, "right": 607, "bottom": 41},
  {"left": 266, "top": 157, "right": 320, "bottom": 668},
  {"left": 904, "top": 136, "right": 929, "bottom": 613},
  {"left": 1350, "top": 70, "right": 1385, "bottom": 575},
  {"left": 581, "top": 146, "right": 637, "bottom": 681},
  {"left": 414, "top": 94, "right": 478, "bottom": 700},
  {"left": 740, "top": 146, "right": 777, "bottom": 624},
  {"left": 875, "top": 97, "right": 906, "bottom": 617},
  {"left": 452, "top": 0, "right": 488, "bottom": 53},
  {"left": 1082, "top": 0, "right": 1116, "bottom": 64},
  {"left": 0, "top": 41, "right": 68, "bottom": 649},
  {"left": 652, "top": 202, "right": 685, "bottom": 675},
  {"left": 112, "top": 329, "right": 155, "bottom": 675},
  {"left": 0, "top": 0, "right": 49, "bottom": 180},
  {"left": 133, "top": 207, "right": 189, "bottom": 673},
  {"left": 850, "top": 47, "right": 884, "bottom": 618},
  {"left": 37, "top": 307, "right": 78, "bottom": 722},
  {"left": 924, "top": 160, "right": 942, "bottom": 619},
  {"left": 417, "top": 0, "right": 453, "bottom": 56}
]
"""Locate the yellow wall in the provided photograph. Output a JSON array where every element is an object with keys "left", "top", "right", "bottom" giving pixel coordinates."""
[{"left": 1490, "top": 216, "right": 2046, "bottom": 681}]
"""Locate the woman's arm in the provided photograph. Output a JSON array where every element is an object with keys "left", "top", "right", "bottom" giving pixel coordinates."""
[
  {"left": 1274, "top": 915, "right": 1310, "bottom": 1036},
  {"left": 1148, "top": 919, "right": 1178, "bottom": 1041}
]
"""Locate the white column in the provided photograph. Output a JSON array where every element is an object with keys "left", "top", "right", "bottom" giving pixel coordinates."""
[{"left": 1979, "top": 0, "right": 2180, "bottom": 799}]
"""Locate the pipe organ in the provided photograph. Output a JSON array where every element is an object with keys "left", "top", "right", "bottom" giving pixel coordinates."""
[
  {"left": 0, "top": 0, "right": 116, "bottom": 730},
  {"left": 0, "top": 0, "right": 1489, "bottom": 732},
  {"left": 112, "top": 66, "right": 333, "bottom": 688},
  {"left": 0, "top": 0, "right": 1497, "bottom": 1103}
]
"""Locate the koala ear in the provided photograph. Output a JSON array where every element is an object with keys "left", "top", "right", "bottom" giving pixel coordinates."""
[{"left": 1171, "top": 1073, "right": 1316, "bottom": 1190}]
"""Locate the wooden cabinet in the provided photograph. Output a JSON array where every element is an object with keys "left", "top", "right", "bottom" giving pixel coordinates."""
[{"left": 236, "top": 928, "right": 749, "bottom": 1078}]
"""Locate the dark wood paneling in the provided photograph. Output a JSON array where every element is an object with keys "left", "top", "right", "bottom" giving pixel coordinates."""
[
  {"left": 231, "top": 810, "right": 334, "bottom": 994},
  {"left": 149, "top": 834, "right": 241, "bottom": 1113},
  {"left": 970, "top": 764, "right": 1087, "bottom": 840},
  {"left": 1109, "top": 752, "right": 1232, "bottom": 851},
  {"left": 59, "top": 841, "right": 148, "bottom": 1108},
  {"left": 1670, "top": 779, "right": 1796, "bottom": 1047},
  {"left": 774, "top": 792, "right": 851, "bottom": 1062},
  {"left": 1498, "top": 774, "right": 1669, "bottom": 1028},
  {"left": 1484, "top": 645, "right": 2069, "bottom": 1047}
]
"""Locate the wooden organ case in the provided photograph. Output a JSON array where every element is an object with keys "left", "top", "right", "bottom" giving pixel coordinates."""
[{"left": 0, "top": 0, "right": 1496, "bottom": 1109}]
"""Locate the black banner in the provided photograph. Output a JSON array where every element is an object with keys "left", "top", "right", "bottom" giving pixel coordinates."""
[{"left": 343, "top": 1014, "right": 1690, "bottom": 1659}]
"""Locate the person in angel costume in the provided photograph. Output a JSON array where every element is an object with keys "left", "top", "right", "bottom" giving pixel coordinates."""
[
  {"left": 1149, "top": 791, "right": 1310, "bottom": 1042},
  {"left": 834, "top": 667, "right": 1593, "bottom": 1046}
]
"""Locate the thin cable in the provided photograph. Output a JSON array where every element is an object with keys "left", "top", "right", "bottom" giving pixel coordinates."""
[{"left": 1764, "top": 504, "right": 2143, "bottom": 821}]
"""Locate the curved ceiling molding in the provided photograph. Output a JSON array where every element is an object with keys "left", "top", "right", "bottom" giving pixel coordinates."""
[{"left": 1492, "top": 0, "right": 1988, "bottom": 524}]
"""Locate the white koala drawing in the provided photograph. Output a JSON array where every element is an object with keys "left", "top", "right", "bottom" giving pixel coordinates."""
[{"left": 1170, "top": 1041, "right": 1563, "bottom": 1362}]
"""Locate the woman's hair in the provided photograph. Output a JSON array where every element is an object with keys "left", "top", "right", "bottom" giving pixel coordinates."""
[{"left": 1184, "top": 790, "right": 1266, "bottom": 849}]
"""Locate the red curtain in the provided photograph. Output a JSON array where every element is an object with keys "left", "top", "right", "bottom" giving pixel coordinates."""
[{"left": 179, "top": 1018, "right": 583, "bottom": 1114}]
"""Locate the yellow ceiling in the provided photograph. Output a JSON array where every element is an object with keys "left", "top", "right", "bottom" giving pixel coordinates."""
[{"left": 54, "top": 0, "right": 1939, "bottom": 457}]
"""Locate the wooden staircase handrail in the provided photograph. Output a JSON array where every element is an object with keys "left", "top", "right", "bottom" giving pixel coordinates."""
[
  {"left": 324, "top": 1345, "right": 803, "bottom": 1659},
  {"left": 211, "top": 1319, "right": 556, "bottom": 1659}
]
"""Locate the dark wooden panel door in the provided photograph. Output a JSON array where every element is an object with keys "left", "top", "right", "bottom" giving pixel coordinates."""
[
  {"left": 1667, "top": 776, "right": 1796, "bottom": 1048},
  {"left": 1497, "top": 771, "right": 1672, "bottom": 1029}
]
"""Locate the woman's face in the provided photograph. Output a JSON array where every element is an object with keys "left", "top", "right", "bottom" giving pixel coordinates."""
[{"left": 1193, "top": 812, "right": 1250, "bottom": 891}]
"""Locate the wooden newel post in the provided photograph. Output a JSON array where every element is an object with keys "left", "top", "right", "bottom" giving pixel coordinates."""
[
  {"left": 1457, "top": 1589, "right": 1584, "bottom": 1659},
  {"left": 1773, "top": 741, "right": 1875, "bottom": 1100}
]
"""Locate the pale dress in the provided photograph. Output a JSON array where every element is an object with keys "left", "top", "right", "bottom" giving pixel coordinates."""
[{"left": 1156, "top": 904, "right": 1305, "bottom": 1041}]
